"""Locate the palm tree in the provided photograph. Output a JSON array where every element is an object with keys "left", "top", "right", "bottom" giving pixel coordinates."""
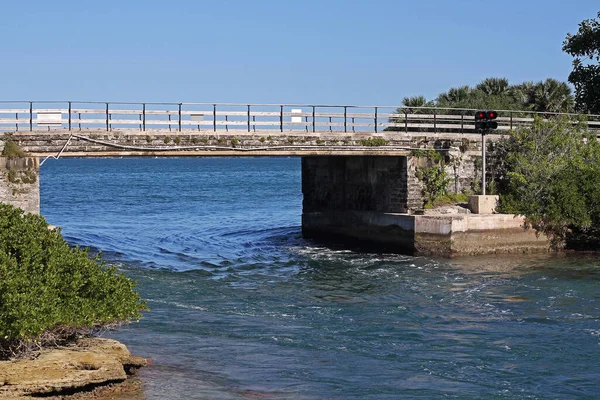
[
  {"left": 525, "top": 78, "right": 574, "bottom": 113},
  {"left": 437, "top": 85, "right": 472, "bottom": 106},
  {"left": 476, "top": 77, "right": 510, "bottom": 96}
]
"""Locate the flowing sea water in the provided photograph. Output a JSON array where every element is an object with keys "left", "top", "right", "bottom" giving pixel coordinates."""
[{"left": 40, "top": 157, "right": 600, "bottom": 399}]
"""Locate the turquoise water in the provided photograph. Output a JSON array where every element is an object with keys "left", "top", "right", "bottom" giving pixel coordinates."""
[{"left": 41, "top": 158, "right": 600, "bottom": 399}]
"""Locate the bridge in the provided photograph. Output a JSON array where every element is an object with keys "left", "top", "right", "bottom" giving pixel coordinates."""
[
  {"left": 1, "top": 101, "right": 597, "bottom": 256},
  {"left": 1, "top": 101, "right": 598, "bottom": 157}
]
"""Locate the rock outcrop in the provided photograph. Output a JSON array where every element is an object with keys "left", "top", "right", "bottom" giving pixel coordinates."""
[{"left": 0, "top": 338, "right": 145, "bottom": 398}]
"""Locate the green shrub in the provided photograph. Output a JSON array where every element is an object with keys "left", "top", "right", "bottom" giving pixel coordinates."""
[
  {"left": 173, "top": 136, "right": 182, "bottom": 145},
  {"left": 359, "top": 137, "right": 388, "bottom": 146},
  {"left": 0, "top": 204, "right": 146, "bottom": 358},
  {"left": 163, "top": 136, "right": 172, "bottom": 144},
  {"left": 1, "top": 139, "right": 27, "bottom": 157},
  {"left": 424, "top": 193, "right": 469, "bottom": 209}
]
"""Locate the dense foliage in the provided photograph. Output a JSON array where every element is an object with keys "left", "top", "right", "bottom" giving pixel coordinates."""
[
  {"left": 492, "top": 116, "right": 600, "bottom": 248},
  {"left": 0, "top": 204, "right": 146, "bottom": 357},
  {"left": 1, "top": 139, "right": 27, "bottom": 157},
  {"left": 411, "top": 77, "right": 573, "bottom": 113},
  {"left": 563, "top": 11, "right": 600, "bottom": 114}
]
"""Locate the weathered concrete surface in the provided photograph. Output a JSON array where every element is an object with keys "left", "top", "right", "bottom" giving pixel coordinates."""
[
  {"left": 468, "top": 195, "right": 499, "bottom": 214},
  {"left": 414, "top": 214, "right": 549, "bottom": 257},
  {"left": 0, "top": 157, "right": 39, "bottom": 214},
  {"left": 303, "top": 211, "right": 416, "bottom": 252},
  {"left": 0, "top": 338, "right": 145, "bottom": 398},
  {"left": 303, "top": 211, "right": 549, "bottom": 257},
  {"left": 4, "top": 130, "right": 484, "bottom": 159}
]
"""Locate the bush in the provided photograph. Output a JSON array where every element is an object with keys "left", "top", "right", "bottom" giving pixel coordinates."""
[
  {"left": 494, "top": 116, "right": 600, "bottom": 248},
  {"left": 358, "top": 137, "right": 388, "bottom": 146},
  {"left": 1, "top": 139, "right": 27, "bottom": 157},
  {"left": 0, "top": 204, "right": 146, "bottom": 358}
]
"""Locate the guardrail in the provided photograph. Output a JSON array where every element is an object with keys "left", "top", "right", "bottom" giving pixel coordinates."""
[{"left": 1, "top": 101, "right": 599, "bottom": 134}]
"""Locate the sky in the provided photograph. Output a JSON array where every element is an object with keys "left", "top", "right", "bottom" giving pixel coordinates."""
[{"left": 0, "top": 0, "right": 598, "bottom": 106}]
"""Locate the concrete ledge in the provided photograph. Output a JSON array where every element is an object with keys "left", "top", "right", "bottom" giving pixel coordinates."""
[
  {"left": 303, "top": 211, "right": 549, "bottom": 257},
  {"left": 468, "top": 195, "right": 499, "bottom": 214}
]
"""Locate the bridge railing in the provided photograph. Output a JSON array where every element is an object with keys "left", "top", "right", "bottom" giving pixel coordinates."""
[{"left": 0, "top": 101, "right": 599, "bottom": 135}]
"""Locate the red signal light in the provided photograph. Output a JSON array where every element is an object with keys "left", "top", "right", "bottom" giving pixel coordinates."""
[
  {"left": 487, "top": 111, "right": 497, "bottom": 119},
  {"left": 475, "top": 111, "right": 486, "bottom": 120}
]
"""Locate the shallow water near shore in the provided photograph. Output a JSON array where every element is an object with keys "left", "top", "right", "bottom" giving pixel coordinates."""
[{"left": 41, "top": 157, "right": 600, "bottom": 399}]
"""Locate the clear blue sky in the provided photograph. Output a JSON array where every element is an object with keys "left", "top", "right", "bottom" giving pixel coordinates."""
[{"left": 1, "top": 0, "right": 597, "bottom": 106}]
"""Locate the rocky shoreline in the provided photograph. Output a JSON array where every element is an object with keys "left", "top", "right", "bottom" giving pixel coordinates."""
[{"left": 0, "top": 338, "right": 145, "bottom": 399}]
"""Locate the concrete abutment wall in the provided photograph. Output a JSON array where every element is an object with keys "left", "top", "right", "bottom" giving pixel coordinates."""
[{"left": 0, "top": 157, "right": 40, "bottom": 215}]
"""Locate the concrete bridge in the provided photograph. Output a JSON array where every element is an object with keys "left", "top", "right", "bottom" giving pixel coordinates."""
[{"left": 1, "top": 102, "right": 597, "bottom": 256}]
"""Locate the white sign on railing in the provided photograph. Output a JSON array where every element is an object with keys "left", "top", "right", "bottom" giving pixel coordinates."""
[
  {"left": 37, "top": 112, "right": 63, "bottom": 125},
  {"left": 291, "top": 109, "right": 302, "bottom": 123}
]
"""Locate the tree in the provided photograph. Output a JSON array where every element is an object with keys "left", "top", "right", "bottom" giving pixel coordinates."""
[
  {"left": 525, "top": 79, "right": 574, "bottom": 113},
  {"left": 0, "top": 204, "right": 147, "bottom": 358},
  {"left": 494, "top": 115, "right": 600, "bottom": 248},
  {"left": 476, "top": 77, "right": 510, "bottom": 96},
  {"left": 563, "top": 11, "right": 600, "bottom": 113}
]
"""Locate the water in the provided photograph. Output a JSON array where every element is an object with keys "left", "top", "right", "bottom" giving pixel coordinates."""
[{"left": 41, "top": 158, "right": 600, "bottom": 399}]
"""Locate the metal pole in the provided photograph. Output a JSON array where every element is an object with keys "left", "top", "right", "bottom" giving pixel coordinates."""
[
  {"left": 280, "top": 105, "right": 283, "bottom": 132},
  {"left": 142, "top": 103, "right": 146, "bottom": 132},
  {"left": 213, "top": 104, "right": 217, "bottom": 132},
  {"left": 404, "top": 109, "right": 408, "bottom": 133},
  {"left": 312, "top": 106, "right": 316, "bottom": 133},
  {"left": 247, "top": 105, "right": 251, "bottom": 133},
  {"left": 106, "top": 103, "right": 109, "bottom": 131},
  {"left": 460, "top": 113, "right": 464, "bottom": 134},
  {"left": 68, "top": 101, "right": 72, "bottom": 131},
  {"left": 374, "top": 107, "right": 378, "bottom": 133},
  {"left": 510, "top": 112, "right": 513, "bottom": 130},
  {"left": 344, "top": 106, "right": 347, "bottom": 133},
  {"left": 433, "top": 108, "right": 437, "bottom": 133},
  {"left": 178, "top": 103, "right": 182, "bottom": 132},
  {"left": 482, "top": 132, "right": 486, "bottom": 196},
  {"left": 29, "top": 102, "right": 33, "bottom": 131}
]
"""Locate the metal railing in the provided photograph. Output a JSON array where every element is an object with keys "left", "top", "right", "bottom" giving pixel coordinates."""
[{"left": 0, "top": 101, "right": 598, "bottom": 134}]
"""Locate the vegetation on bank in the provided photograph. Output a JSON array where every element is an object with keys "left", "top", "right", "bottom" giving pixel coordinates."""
[
  {"left": 1, "top": 138, "right": 27, "bottom": 158},
  {"left": 490, "top": 116, "right": 600, "bottom": 248},
  {"left": 0, "top": 204, "right": 147, "bottom": 358}
]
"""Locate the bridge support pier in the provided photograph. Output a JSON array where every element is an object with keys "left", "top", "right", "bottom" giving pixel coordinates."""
[
  {"left": 0, "top": 157, "right": 40, "bottom": 215},
  {"left": 301, "top": 155, "right": 419, "bottom": 252}
]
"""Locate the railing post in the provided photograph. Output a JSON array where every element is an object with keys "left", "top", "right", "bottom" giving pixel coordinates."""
[
  {"left": 280, "top": 105, "right": 283, "bottom": 132},
  {"left": 374, "top": 107, "right": 378, "bottom": 133},
  {"left": 460, "top": 113, "right": 464, "bottom": 134},
  {"left": 142, "top": 103, "right": 146, "bottom": 132},
  {"left": 312, "top": 106, "right": 316, "bottom": 133},
  {"left": 247, "top": 105, "right": 251, "bottom": 133},
  {"left": 404, "top": 109, "right": 408, "bottom": 133},
  {"left": 433, "top": 107, "right": 437, "bottom": 133},
  {"left": 344, "top": 106, "right": 347, "bottom": 133},
  {"left": 29, "top": 102, "right": 33, "bottom": 131},
  {"left": 213, "top": 104, "right": 217, "bottom": 132},
  {"left": 178, "top": 103, "right": 182, "bottom": 132},
  {"left": 106, "top": 103, "right": 109, "bottom": 131},
  {"left": 68, "top": 101, "right": 72, "bottom": 131},
  {"left": 510, "top": 112, "right": 513, "bottom": 130}
]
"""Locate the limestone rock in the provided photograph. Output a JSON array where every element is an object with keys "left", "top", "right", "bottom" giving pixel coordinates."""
[{"left": 0, "top": 338, "right": 145, "bottom": 398}]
